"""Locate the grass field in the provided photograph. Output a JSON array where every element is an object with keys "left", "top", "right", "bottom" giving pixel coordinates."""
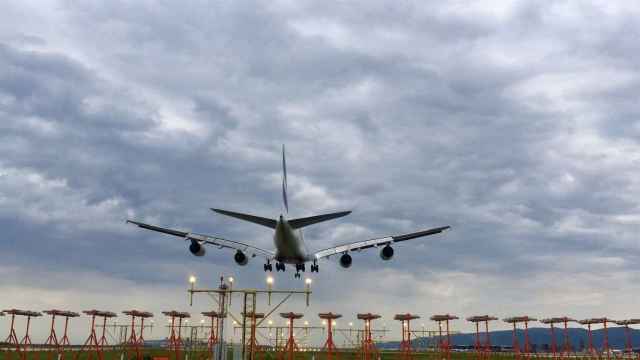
[{"left": 0, "top": 349, "right": 625, "bottom": 360}]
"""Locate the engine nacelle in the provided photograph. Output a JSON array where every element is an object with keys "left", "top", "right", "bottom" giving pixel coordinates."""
[
  {"left": 234, "top": 250, "right": 248, "bottom": 266},
  {"left": 189, "top": 239, "right": 206, "bottom": 256},
  {"left": 380, "top": 245, "right": 394, "bottom": 260},
  {"left": 339, "top": 253, "right": 352, "bottom": 268}
]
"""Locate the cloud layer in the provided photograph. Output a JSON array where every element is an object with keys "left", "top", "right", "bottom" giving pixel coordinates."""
[{"left": 2, "top": 1, "right": 640, "bottom": 344}]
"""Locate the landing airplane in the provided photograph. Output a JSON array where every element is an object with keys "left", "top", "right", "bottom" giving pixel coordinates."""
[{"left": 127, "top": 146, "right": 450, "bottom": 278}]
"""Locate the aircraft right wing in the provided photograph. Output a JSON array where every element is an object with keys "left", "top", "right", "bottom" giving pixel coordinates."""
[
  {"left": 313, "top": 225, "right": 451, "bottom": 259},
  {"left": 126, "top": 220, "right": 275, "bottom": 259}
]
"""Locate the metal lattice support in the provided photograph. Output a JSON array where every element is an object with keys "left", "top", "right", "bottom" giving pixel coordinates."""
[
  {"left": 319, "top": 313, "right": 342, "bottom": 360},
  {"left": 356, "top": 313, "right": 381, "bottom": 360},
  {"left": 201, "top": 311, "right": 221, "bottom": 360},
  {"left": 467, "top": 316, "right": 498, "bottom": 360},
  {"left": 278, "top": 313, "right": 303, "bottom": 360},
  {"left": 242, "top": 311, "right": 265, "bottom": 360},
  {"left": 504, "top": 316, "right": 537, "bottom": 360},
  {"left": 541, "top": 317, "right": 576, "bottom": 359},
  {"left": 395, "top": 314, "right": 420, "bottom": 360},
  {"left": 74, "top": 310, "right": 117, "bottom": 360},
  {"left": 3, "top": 309, "right": 42, "bottom": 360},
  {"left": 580, "top": 318, "right": 613, "bottom": 360},
  {"left": 43, "top": 310, "right": 80, "bottom": 360},
  {"left": 430, "top": 314, "right": 459, "bottom": 360},
  {"left": 188, "top": 275, "right": 313, "bottom": 360},
  {"left": 163, "top": 311, "right": 191, "bottom": 360},
  {"left": 614, "top": 319, "right": 640, "bottom": 356},
  {"left": 122, "top": 310, "right": 154, "bottom": 360}
]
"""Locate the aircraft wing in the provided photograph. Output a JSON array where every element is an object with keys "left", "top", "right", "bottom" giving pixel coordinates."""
[
  {"left": 312, "top": 225, "right": 451, "bottom": 260},
  {"left": 126, "top": 220, "right": 275, "bottom": 259}
]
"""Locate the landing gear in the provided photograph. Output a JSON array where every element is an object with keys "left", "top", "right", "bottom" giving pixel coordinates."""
[
  {"left": 310, "top": 261, "right": 319, "bottom": 273},
  {"left": 275, "top": 262, "right": 285, "bottom": 272},
  {"left": 295, "top": 263, "right": 306, "bottom": 278},
  {"left": 263, "top": 261, "right": 273, "bottom": 272}
]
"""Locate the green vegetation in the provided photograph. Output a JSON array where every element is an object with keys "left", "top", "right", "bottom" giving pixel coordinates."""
[{"left": 0, "top": 350, "right": 614, "bottom": 360}]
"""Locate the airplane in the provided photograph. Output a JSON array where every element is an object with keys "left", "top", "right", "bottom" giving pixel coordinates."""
[{"left": 127, "top": 146, "right": 451, "bottom": 278}]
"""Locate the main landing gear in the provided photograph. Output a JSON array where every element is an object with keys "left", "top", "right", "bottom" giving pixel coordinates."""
[
  {"left": 266, "top": 261, "right": 287, "bottom": 272},
  {"left": 294, "top": 263, "right": 305, "bottom": 278},
  {"left": 266, "top": 261, "right": 318, "bottom": 277},
  {"left": 263, "top": 261, "right": 273, "bottom": 272}
]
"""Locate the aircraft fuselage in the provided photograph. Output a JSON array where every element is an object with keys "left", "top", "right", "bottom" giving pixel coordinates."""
[{"left": 273, "top": 215, "right": 310, "bottom": 264}]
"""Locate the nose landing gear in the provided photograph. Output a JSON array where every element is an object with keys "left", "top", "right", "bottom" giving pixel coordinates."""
[
  {"left": 275, "top": 262, "right": 285, "bottom": 272},
  {"left": 310, "top": 260, "right": 319, "bottom": 273}
]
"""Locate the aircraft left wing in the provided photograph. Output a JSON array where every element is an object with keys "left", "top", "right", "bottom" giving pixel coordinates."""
[
  {"left": 313, "top": 225, "right": 451, "bottom": 259},
  {"left": 126, "top": 220, "right": 275, "bottom": 259}
]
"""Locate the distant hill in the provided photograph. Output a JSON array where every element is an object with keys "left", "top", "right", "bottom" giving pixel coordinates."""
[{"left": 379, "top": 327, "right": 640, "bottom": 351}]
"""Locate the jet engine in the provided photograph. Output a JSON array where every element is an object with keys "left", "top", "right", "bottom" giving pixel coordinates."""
[
  {"left": 234, "top": 250, "right": 249, "bottom": 266},
  {"left": 189, "top": 239, "right": 206, "bottom": 256},
  {"left": 380, "top": 244, "right": 394, "bottom": 260},
  {"left": 339, "top": 253, "right": 352, "bottom": 268}
]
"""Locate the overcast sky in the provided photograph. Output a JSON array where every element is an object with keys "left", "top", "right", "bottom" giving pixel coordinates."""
[{"left": 2, "top": 0, "right": 640, "bottom": 345}]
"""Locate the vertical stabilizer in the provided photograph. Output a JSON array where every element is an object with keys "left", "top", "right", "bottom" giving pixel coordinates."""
[{"left": 282, "top": 145, "right": 289, "bottom": 213}]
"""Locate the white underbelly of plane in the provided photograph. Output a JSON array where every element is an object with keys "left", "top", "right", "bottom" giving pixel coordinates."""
[{"left": 274, "top": 226, "right": 306, "bottom": 263}]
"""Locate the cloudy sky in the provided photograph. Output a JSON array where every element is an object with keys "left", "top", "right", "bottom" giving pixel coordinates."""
[{"left": 2, "top": 0, "right": 640, "bottom": 345}]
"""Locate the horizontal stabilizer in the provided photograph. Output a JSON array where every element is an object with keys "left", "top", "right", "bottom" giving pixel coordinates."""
[
  {"left": 288, "top": 211, "right": 352, "bottom": 229},
  {"left": 211, "top": 208, "right": 277, "bottom": 229}
]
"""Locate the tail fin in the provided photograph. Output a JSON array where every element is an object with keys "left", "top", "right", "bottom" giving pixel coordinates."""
[
  {"left": 211, "top": 208, "right": 277, "bottom": 229},
  {"left": 288, "top": 211, "right": 351, "bottom": 229},
  {"left": 282, "top": 144, "right": 289, "bottom": 214}
]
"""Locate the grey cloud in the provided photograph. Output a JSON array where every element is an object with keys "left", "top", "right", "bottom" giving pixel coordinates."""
[{"left": 2, "top": 1, "right": 640, "bottom": 339}]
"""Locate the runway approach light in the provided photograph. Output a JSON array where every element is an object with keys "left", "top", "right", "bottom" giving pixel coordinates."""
[
  {"left": 349, "top": 322, "right": 353, "bottom": 327},
  {"left": 304, "top": 320, "right": 309, "bottom": 326},
  {"left": 228, "top": 277, "right": 234, "bottom": 283},
  {"left": 304, "top": 278, "right": 312, "bottom": 306},
  {"left": 268, "top": 320, "right": 273, "bottom": 325},
  {"left": 188, "top": 275, "right": 197, "bottom": 305},
  {"left": 266, "top": 275, "right": 274, "bottom": 305}
]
